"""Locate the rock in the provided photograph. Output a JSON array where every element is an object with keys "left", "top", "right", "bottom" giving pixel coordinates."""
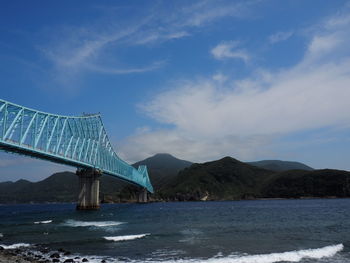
[
  {"left": 63, "top": 259, "right": 74, "bottom": 263},
  {"left": 74, "top": 256, "right": 80, "bottom": 259},
  {"left": 41, "top": 248, "right": 49, "bottom": 253},
  {"left": 82, "top": 258, "right": 89, "bottom": 262},
  {"left": 64, "top": 251, "right": 71, "bottom": 256},
  {"left": 50, "top": 253, "right": 60, "bottom": 258},
  {"left": 52, "top": 259, "right": 60, "bottom": 262},
  {"left": 0, "top": 246, "right": 4, "bottom": 250},
  {"left": 58, "top": 248, "right": 65, "bottom": 252},
  {"left": 101, "top": 260, "right": 106, "bottom": 263}
]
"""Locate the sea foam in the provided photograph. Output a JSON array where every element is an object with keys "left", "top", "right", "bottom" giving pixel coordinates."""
[
  {"left": 63, "top": 219, "right": 124, "bottom": 227},
  {"left": 147, "top": 243, "right": 344, "bottom": 263},
  {"left": 0, "top": 243, "right": 31, "bottom": 249},
  {"left": 34, "top": 220, "right": 52, "bottom": 224},
  {"left": 104, "top": 233, "right": 150, "bottom": 242}
]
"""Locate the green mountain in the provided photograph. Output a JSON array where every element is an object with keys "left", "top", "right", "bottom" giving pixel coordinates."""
[
  {"left": 159, "top": 157, "right": 273, "bottom": 201},
  {"left": 0, "top": 154, "right": 193, "bottom": 203},
  {"left": 0, "top": 154, "right": 349, "bottom": 203},
  {"left": 247, "top": 160, "right": 313, "bottom": 171},
  {"left": 133, "top": 153, "right": 192, "bottom": 190},
  {"left": 262, "top": 169, "right": 350, "bottom": 198},
  {"left": 0, "top": 172, "right": 126, "bottom": 204},
  {"left": 159, "top": 157, "right": 350, "bottom": 201}
]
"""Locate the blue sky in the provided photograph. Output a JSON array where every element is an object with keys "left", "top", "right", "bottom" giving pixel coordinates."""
[{"left": 1, "top": 0, "right": 350, "bottom": 182}]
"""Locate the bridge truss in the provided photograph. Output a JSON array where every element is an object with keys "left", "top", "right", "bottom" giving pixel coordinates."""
[{"left": 0, "top": 99, "right": 153, "bottom": 193}]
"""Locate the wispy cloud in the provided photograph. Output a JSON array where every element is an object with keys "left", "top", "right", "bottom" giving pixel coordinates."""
[
  {"left": 86, "top": 60, "right": 166, "bottom": 75},
  {"left": 118, "top": 129, "right": 272, "bottom": 163},
  {"left": 120, "top": 5, "right": 350, "bottom": 162},
  {"left": 269, "top": 31, "right": 293, "bottom": 44},
  {"left": 177, "top": 0, "right": 255, "bottom": 27},
  {"left": 39, "top": 0, "right": 257, "bottom": 89},
  {"left": 211, "top": 41, "right": 250, "bottom": 63}
]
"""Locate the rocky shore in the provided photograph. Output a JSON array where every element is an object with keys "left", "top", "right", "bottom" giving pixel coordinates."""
[{"left": 0, "top": 246, "right": 98, "bottom": 263}]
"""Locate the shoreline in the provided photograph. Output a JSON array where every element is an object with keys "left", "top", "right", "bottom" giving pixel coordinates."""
[
  {"left": 0, "top": 247, "right": 42, "bottom": 263},
  {"left": 0, "top": 246, "right": 94, "bottom": 263},
  {"left": 0, "top": 196, "right": 346, "bottom": 205}
]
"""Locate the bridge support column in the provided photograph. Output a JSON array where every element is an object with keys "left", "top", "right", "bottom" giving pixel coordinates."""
[
  {"left": 138, "top": 188, "right": 148, "bottom": 203},
  {"left": 76, "top": 168, "right": 102, "bottom": 210}
]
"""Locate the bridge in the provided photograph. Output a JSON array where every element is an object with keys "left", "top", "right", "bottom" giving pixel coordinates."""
[{"left": 0, "top": 99, "right": 153, "bottom": 209}]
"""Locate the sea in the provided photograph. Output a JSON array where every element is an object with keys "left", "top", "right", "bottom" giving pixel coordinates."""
[{"left": 1, "top": 199, "right": 350, "bottom": 263}]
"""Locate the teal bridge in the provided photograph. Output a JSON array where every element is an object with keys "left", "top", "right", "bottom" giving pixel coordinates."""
[{"left": 0, "top": 99, "right": 153, "bottom": 206}]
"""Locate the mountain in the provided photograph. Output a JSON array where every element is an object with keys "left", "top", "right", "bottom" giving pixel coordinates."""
[
  {"left": 0, "top": 172, "right": 126, "bottom": 204},
  {"left": 159, "top": 157, "right": 350, "bottom": 201},
  {"left": 133, "top": 153, "right": 192, "bottom": 190},
  {"left": 0, "top": 153, "right": 193, "bottom": 203},
  {"left": 159, "top": 157, "right": 273, "bottom": 201},
  {"left": 247, "top": 160, "right": 313, "bottom": 171},
  {"left": 1, "top": 154, "right": 349, "bottom": 203},
  {"left": 262, "top": 169, "right": 350, "bottom": 198}
]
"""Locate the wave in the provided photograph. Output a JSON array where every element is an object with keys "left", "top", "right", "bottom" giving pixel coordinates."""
[
  {"left": 34, "top": 220, "right": 52, "bottom": 224},
  {"left": 0, "top": 243, "right": 31, "bottom": 249},
  {"left": 147, "top": 244, "right": 343, "bottom": 263},
  {"left": 63, "top": 219, "right": 124, "bottom": 228},
  {"left": 0, "top": 233, "right": 3, "bottom": 238},
  {"left": 104, "top": 233, "right": 150, "bottom": 242}
]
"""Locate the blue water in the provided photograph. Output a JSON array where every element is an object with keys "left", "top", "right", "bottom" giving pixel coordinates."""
[{"left": 1, "top": 199, "right": 350, "bottom": 262}]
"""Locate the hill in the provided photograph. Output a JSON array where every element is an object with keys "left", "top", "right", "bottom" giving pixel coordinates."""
[
  {"left": 158, "top": 157, "right": 350, "bottom": 201},
  {"left": 0, "top": 172, "right": 126, "bottom": 204},
  {"left": 0, "top": 153, "right": 192, "bottom": 203},
  {"left": 159, "top": 157, "right": 273, "bottom": 201},
  {"left": 262, "top": 169, "right": 350, "bottom": 198},
  {"left": 1, "top": 154, "right": 349, "bottom": 203},
  {"left": 247, "top": 160, "right": 313, "bottom": 171},
  {"left": 133, "top": 153, "right": 192, "bottom": 190}
]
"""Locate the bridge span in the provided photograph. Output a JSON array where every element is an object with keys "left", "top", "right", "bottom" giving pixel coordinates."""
[{"left": 0, "top": 99, "right": 153, "bottom": 209}]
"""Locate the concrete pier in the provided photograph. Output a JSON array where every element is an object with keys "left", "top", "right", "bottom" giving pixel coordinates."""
[
  {"left": 76, "top": 168, "right": 102, "bottom": 210},
  {"left": 138, "top": 188, "right": 148, "bottom": 203}
]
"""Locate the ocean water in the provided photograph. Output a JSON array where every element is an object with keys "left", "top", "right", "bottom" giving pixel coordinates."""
[{"left": 1, "top": 199, "right": 350, "bottom": 262}]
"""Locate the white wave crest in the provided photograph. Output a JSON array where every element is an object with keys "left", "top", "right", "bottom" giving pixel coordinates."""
[
  {"left": 0, "top": 243, "right": 31, "bottom": 249},
  {"left": 142, "top": 244, "right": 343, "bottom": 263},
  {"left": 0, "top": 233, "right": 3, "bottom": 238},
  {"left": 34, "top": 220, "right": 52, "bottom": 224},
  {"left": 63, "top": 219, "right": 124, "bottom": 227},
  {"left": 104, "top": 233, "right": 150, "bottom": 242}
]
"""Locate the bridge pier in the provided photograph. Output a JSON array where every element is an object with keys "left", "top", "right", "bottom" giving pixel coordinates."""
[
  {"left": 76, "top": 168, "right": 102, "bottom": 210},
  {"left": 138, "top": 188, "right": 148, "bottom": 203}
]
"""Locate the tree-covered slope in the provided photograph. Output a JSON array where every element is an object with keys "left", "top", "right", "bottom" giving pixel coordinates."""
[
  {"left": 133, "top": 153, "right": 192, "bottom": 190},
  {"left": 262, "top": 169, "right": 350, "bottom": 198},
  {"left": 159, "top": 157, "right": 274, "bottom": 201},
  {"left": 248, "top": 160, "right": 313, "bottom": 171}
]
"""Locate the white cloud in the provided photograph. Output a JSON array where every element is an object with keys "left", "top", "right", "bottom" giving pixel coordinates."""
[
  {"left": 120, "top": 6, "right": 350, "bottom": 163},
  {"left": 118, "top": 130, "right": 273, "bottom": 163},
  {"left": 40, "top": 0, "right": 255, "bottom": 88},
  {"left": 211, "top": 41, "right": 250, "bottom": 62},
  {"left": 179, "top": 0, "right": 253, "bottom": 27},
  {"left": 86, "top": 60, "right": 166, "bottom": 74},
  {"left": 269, "top": 31, "right": 293, "bottom": 44}
]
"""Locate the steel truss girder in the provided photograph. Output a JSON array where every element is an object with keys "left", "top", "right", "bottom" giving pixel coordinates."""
[{"left": 0, "top": 99, "right": 153, "bottom": 193}]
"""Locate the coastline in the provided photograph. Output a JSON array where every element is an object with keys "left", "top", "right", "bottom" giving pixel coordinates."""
[
  {"left": 0, "top": 248, "right": 41, "bottom": 263},
  {"left": 0, "top": 195, "right": 344, "bottom": 205},
  {"left": 0, "top": 246, "right": 92, "bottom": 263}
]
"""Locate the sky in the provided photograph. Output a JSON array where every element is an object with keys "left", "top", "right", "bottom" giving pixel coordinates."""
[{"left": 1, "top": 0, "right": 350, "bottom": 182}]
